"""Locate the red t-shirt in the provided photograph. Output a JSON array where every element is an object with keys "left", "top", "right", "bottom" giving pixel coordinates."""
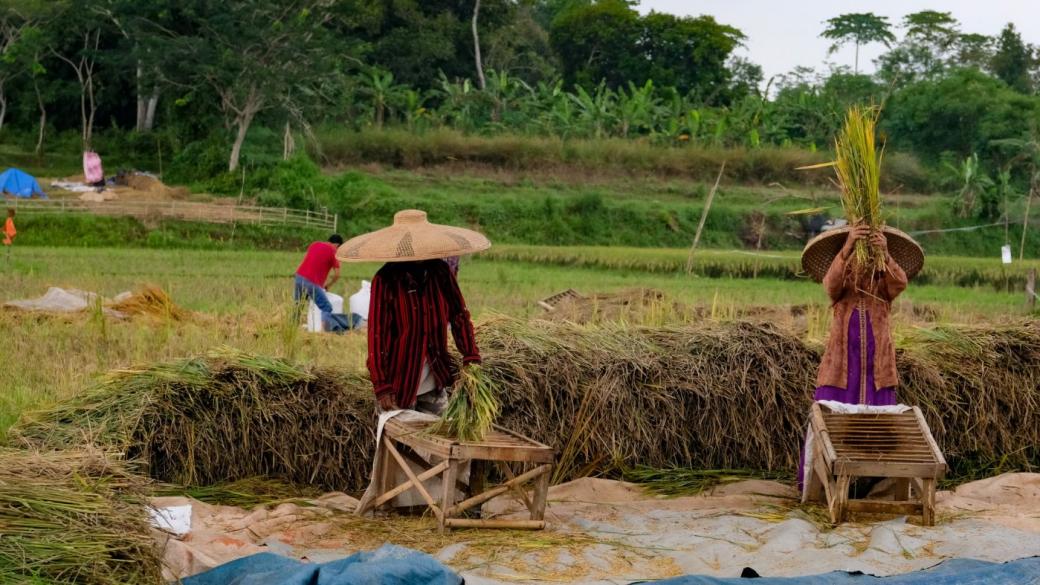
[{"left": 295, "top": 242, "right": 340, "bottom": 286}]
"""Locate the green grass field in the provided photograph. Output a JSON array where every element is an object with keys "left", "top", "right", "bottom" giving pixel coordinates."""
[{"left": 2, "top": 245, "right": 1034, "bottom": 434}]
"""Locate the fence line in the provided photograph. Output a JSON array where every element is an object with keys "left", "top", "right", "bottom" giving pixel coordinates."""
[{"left": 6, "top": 198, "right": 337, "bottom": 232}]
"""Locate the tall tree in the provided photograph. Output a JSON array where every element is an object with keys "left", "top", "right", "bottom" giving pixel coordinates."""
[
  {"left": 551, "top": 2, "right": 744, "bottom": 100},
  {"left": 549, "top": 0, "right": 640, "bottom": 89},
  {"left": 164, "top": 0, "right": 342, "bottom": 172},
  {"left": 821, "top": 12, "right": 895, "bottom": 74},
  {"left": 954, "top": 33, "right": 994, "bottom": 71},
  {"left": 991, "top": 23, "right": 1035, "bottom": 94},
  {"left": 876, "top": 10, "right": 958, "bottom": 86},
  {"left": 49, "top": 1, "right": 104, "bottom": 150},
  {"left": 471, "top": 0, "right": 485, "bottom": 90}
]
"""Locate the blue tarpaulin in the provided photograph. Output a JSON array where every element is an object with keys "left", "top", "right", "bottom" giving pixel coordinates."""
[
  {"left": 181, "top": 544, "right": 461, "bottom": 585},
  {"left": 650, "top": 557, "right": 1040, "bottom": 585},
  {"left": 0, "top": 168, "right": 45, "bottom": 198}
]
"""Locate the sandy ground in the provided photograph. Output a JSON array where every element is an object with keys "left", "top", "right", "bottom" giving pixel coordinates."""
[{"left": 156, "top": 473, "right": 1040, "bottom": 583}]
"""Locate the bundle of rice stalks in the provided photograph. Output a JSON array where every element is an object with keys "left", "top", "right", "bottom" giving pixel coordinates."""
[
  {"left": 428, "top": 364, "right": 501, "bottom": 442},
  {"left": 0, "top": 448, "right": 162, "bottom": 585},
  {"left": 801, "top": 106, "right": 886, "bottom": 273},
  {"left": 623, "top": 466, "right": 791, "bottom": 496},
  {"left": 108, "top": 285, "right": 190, "bottom": 321},
  {"left": 13, "top": 346, "right": 375, "bottom": 492}
]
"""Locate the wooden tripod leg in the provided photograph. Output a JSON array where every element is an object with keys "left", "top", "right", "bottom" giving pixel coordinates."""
[
  {"left": 921, "top": 478, "right": 936, "bottom": 526},
  {"left": 832, "top": 475, "right": 851, "bottom": 524},
  {"left": 531, "top": 465, "right": 551, "bottom": 521},
  {"left": 383, "top": 437, "right": 443, "bottom": 521},
  {"left": 440, "top": 460, "right": 459, "bottom": 534},
  {"left": 894, "top": 479, "right": 911, "bottom": 501},
  {"left": 498, "top": 462, "right": 535, "bottom": 514}
]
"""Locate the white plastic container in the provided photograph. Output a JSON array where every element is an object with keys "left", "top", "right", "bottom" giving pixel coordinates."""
[
  {"left": 349, "top": 280, "right": 371, "bottom": 324},
  {"left": 307, "top": 291, "right": 344, "bottom": 332}
]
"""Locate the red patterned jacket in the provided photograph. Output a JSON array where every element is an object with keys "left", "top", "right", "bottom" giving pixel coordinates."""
[{"left": 367, "top": 260, "right": 481, "bottom": 408}]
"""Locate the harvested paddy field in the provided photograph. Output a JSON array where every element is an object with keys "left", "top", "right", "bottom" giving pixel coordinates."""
[{"left": 2, "top": 245, "right": 1039, "bottom": 583}]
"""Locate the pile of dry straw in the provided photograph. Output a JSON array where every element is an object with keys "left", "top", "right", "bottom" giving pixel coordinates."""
[
  {"left": 0, "top": 448, "right": 163, "bottom": 584},
  {"left": 12, "top": 318, "right": 1040, "bottom": 492}
]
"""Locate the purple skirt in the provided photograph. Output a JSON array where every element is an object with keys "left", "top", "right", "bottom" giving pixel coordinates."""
[{"left": 799, "top": 308, "right": 897, "bottom": 487}]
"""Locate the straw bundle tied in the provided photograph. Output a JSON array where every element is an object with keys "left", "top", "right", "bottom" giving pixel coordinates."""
[
  {"left": 12, "top": 319, "right": 1040, "bottom": 492},
  {"left": 428, "top": 364, "right": 502, "bottom": 442},
  {"left": 0, "top": 448, "right": 162, "bottom": 585}
]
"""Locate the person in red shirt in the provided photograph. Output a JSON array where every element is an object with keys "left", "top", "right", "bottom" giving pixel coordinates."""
[{"left": 294, "top": 234, "right": 343, "bottom": 320}]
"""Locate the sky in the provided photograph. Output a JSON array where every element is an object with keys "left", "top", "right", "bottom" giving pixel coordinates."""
[{"left": 638, "top": 1, "right": 1040, "bottom": 82}]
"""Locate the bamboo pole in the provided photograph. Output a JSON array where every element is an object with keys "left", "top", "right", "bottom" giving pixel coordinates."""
[
  {"left": 685, "top": 161, "right": 726, "bottom": 274},
  {"left": 1021, "top": 185, "right": 1034, "bottom": 261}
]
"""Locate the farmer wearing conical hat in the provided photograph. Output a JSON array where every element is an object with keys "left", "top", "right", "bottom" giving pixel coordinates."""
[
  {"left": 798, "top": 224, "right": 924, "bottom": 486},
  {"left": 336, "top": 210, "right": 490, "bottom": 414},
  {"left": 804, "top": 225, "right": 923, "bottom": 406}
]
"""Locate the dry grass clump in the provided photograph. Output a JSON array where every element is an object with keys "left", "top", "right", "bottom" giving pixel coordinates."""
[
  {"left": 108, "top": 285, "right": 190, "bottom": 320},
  {"left": 12, "top": 347, "right": 375, "bottom": 492},
  {"left": 897, "top": 323, "right": 1040, "bottom": 467},
  {"left": 0, "top": 448, "right": 162, "bottom": 585},
  {"left": 481, "top": 318, "right": 820, "bottom": 481},
  {"left": 12, "top": 319, "right": 1040, "bottom": 492}
]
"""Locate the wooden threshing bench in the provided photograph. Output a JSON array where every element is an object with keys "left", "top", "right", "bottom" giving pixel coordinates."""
[
  {"left": 802, "top": 403, "right": 947, "bottom": 525},
  {"left": 358, "top": 417, "right": 555, "bottom": 532}
]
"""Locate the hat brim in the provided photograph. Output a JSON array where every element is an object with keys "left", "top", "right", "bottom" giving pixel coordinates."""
[
  {"left": 801, "top": 226, "right": 924, "bottom": 283},
  {"left": 336, "top": 222, "right": 490, "bottom": 263}
]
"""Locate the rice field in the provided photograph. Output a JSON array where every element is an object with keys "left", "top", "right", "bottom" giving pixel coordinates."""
[{"left": 1, "top": 245, "right": 1036, "bottom": 434}]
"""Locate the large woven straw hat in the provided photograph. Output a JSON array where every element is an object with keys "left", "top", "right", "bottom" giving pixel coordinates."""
[
  {"left": 801, "top": 226, "right": 924, "bottom": 283},
  {"left": 336, "top": 209, "right": 491, "bottom": 263}
]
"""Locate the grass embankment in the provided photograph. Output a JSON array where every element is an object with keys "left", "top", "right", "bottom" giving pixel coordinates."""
[
  {"left": 315, "top": 127, "right": 935, "bottom": 192},
  {"left": 15, "top": 165, "right": 1035, "bottom": 257},
  {"left": 2, "top": 246, "right": 1033, "bottom": 433}
]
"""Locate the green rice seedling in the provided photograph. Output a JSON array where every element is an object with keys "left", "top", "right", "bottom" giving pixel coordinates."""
[{"left": 428, "top": 364, "right": 501, "bottom": 443}]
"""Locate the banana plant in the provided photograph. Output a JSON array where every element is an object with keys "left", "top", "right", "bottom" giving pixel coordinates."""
[
  {"left": 615, "top": 80, "right": 662, "bottom": 137},
  {"left": 569, "top": 82, "right": 617, "bottom": 138},
  {"left": 359, "top": 69, "right": 407, "bottom": 128}
]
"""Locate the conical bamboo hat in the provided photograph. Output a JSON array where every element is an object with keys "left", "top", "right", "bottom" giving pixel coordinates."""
[
  {"left": 336, "top": 209, "right": 491, "bottom": 263},
  {"left": 801, "top": 226, "right": 924, "bottom": 282}
]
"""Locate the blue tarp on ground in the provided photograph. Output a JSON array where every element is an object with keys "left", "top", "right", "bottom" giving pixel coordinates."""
[
  {"left": 0, "top": 168, "right": 45, "bottom": 198},
  {"left": 181, "top": 544, "right": 461, "bottom": 585},
  {"left": 650, "top": 557, "right": 1040, "bottom": 585}
]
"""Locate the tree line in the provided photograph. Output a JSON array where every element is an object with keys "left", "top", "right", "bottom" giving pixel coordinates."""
[{"left": 2, "top": 0, "right": 1040, "bottom": 216}]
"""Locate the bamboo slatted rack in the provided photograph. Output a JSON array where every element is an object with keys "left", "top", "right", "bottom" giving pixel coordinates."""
[
  {"left": 358, "top": 417, "right": 555, "bottom": 533},
  {"left": 802, "top": 403, "right": 947, "bottom": 525}
]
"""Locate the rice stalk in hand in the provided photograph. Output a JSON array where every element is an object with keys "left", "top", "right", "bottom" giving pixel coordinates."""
[
  {"left": 799, "top": 106, "right": 886, "bottom": 274},
  {"left": 429, "top": 364, "right": 501, "bottom": 442}
]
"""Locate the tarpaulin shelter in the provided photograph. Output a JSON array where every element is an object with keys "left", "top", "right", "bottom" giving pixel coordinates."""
[{"left": 0, "top": 168, "right": 46, "bottom": 198}]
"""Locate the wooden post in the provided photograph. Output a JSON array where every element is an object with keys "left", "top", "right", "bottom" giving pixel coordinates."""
[
  {"left": 1021, "top": 189, "right": 1034, "bottom": 261},
  {"left": 1027, "top": 268, "right": 1037, "bottom": 312},
  {"left": 440, "top": 460, "right": 459, "bottom": 533},
  {"left": 685, "top": 161, "right": 726, "bottom": 274}
]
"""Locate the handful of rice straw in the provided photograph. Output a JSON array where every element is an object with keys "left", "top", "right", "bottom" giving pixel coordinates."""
[
  {"left": 801, "top": 105, "right": 886, "bottom": 274},
  {"left": 428, "top": 364, "right": 501, "bottom": 442}
]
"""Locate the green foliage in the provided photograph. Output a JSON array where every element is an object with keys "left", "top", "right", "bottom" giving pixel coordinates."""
[
  {"left": 12, "top": 214, "right": 326, "bottom": 250},
  {"left": 550, "top": 1, "right": 744, "bottom": 102},
  {"left": 991, "top": 23, "right": 1037, "bottom": 94},
  {"left": 883, "top": 69, "right": 1040, "bottom": 163}
]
